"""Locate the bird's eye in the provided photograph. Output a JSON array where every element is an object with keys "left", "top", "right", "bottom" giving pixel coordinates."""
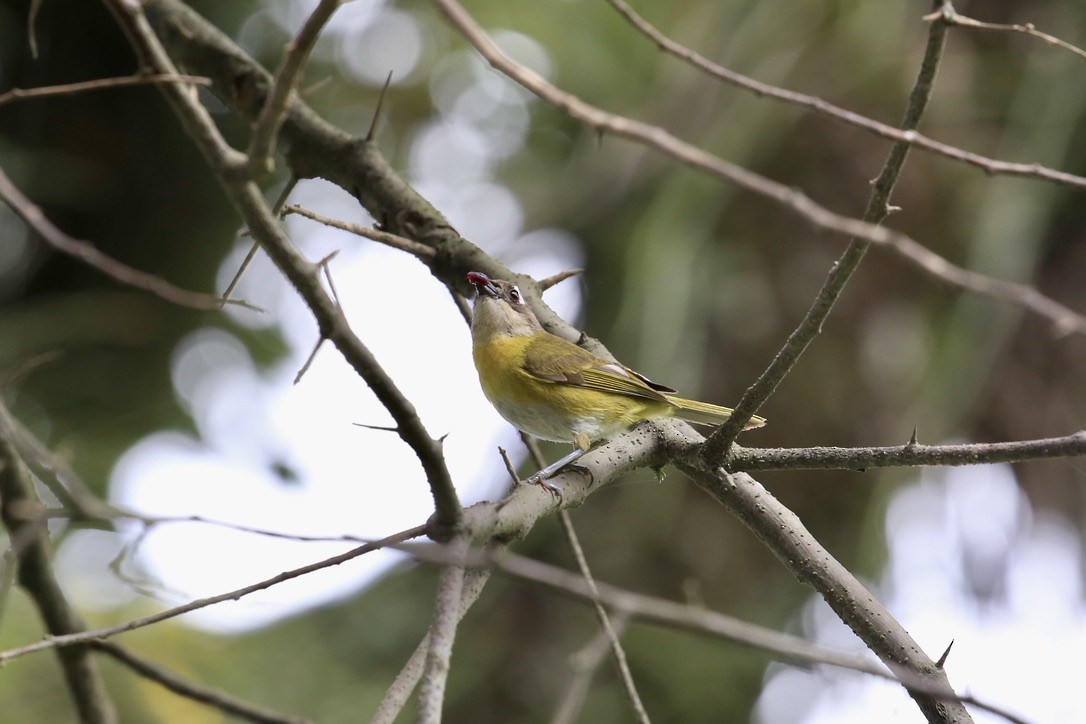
[{"left": 509, "top": 287, "right": 522, "bottom": 304}]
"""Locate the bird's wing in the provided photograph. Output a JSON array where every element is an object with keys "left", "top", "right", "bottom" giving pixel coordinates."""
[{"left": 522, "top": 336, "right": 675, "bottom": 402}]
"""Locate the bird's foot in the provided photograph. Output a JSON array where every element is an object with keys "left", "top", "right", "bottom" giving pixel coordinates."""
[{"left": 523, "top": 470, "right": 564, "bottom": 502}]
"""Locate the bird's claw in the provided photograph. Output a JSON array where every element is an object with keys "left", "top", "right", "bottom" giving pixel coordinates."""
[{"left": 523, "top": 471, "right": 564, "bottom": 502}]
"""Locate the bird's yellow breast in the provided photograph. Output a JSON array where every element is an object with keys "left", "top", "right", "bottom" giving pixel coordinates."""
[{"left": 472, "top": 334, "right": 668, "bottom": 443}]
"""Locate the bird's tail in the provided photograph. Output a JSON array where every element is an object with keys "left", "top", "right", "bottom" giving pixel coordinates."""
[{"left": 666, "top": 396, "right": 767, "bottom": 430}]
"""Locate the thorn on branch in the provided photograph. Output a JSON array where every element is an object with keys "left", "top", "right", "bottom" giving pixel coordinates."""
[
  {"left": 222, "top": 176, "right": 298, "bottom": 305},
  {"left": 316, "top": 249, "right": 342, "bottom": 307},
  {"left": 936, "top": 639, "right": 954, "bottom": 668},
  {"left": 908, "top": 426, "right": 919, "bottom": 447},
  {"left": 367, "top": 71, "right": 395, "bottom": 141},
  {"left": 353, "top": 423, "right": 401, "bottom": 434},
  {"left": 294, "top": 337, "right": 326, "bottom": 384},
  {"left": 538, "top": 268, "right": 585, "bottom": 291}
]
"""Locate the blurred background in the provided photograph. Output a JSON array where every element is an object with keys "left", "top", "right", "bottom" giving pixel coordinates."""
[{"left": 1, "top": 0, "right": 1084, "bottom": 721}]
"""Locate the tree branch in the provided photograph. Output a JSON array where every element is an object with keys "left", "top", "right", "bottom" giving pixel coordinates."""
[
  {"left": 681, "top": 465, "right": 968, "bottom": 723},
  {"left": 701, "top": 2, "right": 952, "bottom": 459},
  {"left": 0, "top": 72, "right": 210, "bottom": 107},
  {"left": 551, "top": 614, "right": 631, "bottom": 724},
  {"left": 94, "top": 641, "right": 308, "bottom": 724},
  {"left": 85, "top": 6, "right": 1084, "bottom": 724},
  {"left": 431, "top": 0, "right": 1086, "bottom": 341},
  {"left": 370, "top": 557, "right": 499, "bottom": 724},
  {"left": 401, "top": 544, "right": 1027, "bottom": 724},
  {"left": 0, "top": 165, "right": 257, "bottom": 312},
  {"left": 523, "top": 436, "right": 649, "bottom": 723},
  {"left": 282, "top": 205, "right": 437, "bottom": 261},
  {"left": 0, "top": 524, "right": 426, "bottom": 666},
  {"left": 247, "top": 0, "right": 342, "bottom": 175},
  {"left": 929, "top": 2, "right": 1086, "bottom": 61},
  {"left": 0, "top": 403, "right": 116, "bottom": 723},
  {"left": 725, "top": 431, "right": 1086, "bottom": 471},
  {"left": 416, "top": 535, "right": 470, "bottom": 724},
  {"left": 102, "top": 0, "right": 462, "bottom": 534},
  {"left": 605, "top": 0, "right": 1086, "bottom": 189}
]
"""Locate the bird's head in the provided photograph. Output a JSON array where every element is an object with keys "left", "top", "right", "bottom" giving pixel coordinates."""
[{"left": 467, "top": 271, "right": 543, "bottom": 339}]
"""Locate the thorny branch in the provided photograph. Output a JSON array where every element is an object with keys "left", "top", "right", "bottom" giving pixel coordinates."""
[
  {"left": 725, "top": 431, "right": 1086, "bottom": 472},
  {"left": 103, "top": 0, "right": 462, "bottom": 534},
  {"left": 15, "top": 2, "right": 1076, "bottom": 722},
  {"left": 429, "top": 1, "right": 969, "bottom": 721},
  {"left": 247, "top": 0, "right": 343, "bottom": 174},
  {"left": 606, "top": 0, "right": 1086, "bottom": 188},
  {"left": 431, "top": 0, "right": 1086, "bottom": 339},
  {"left": 399, "top": 544, "right": 1028, "bottom": 724},
  {"left": 702, "top": 1, "right": 953, "bottom": 457},
  {"left": 521, "top": 436, "right": 650, "bottom": 724}
]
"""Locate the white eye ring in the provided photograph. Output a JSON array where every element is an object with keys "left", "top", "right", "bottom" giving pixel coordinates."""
[{"left": 509, "top": 286, "right": 523, "bottom": 304}]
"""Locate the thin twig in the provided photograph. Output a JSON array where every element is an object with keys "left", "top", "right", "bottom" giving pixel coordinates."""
[
  {"left": 431, "top": 0, "right": 1086, "bottom": 339},
  {"left": 370, "top": 562, "right": 498, "bottom": 724},
  {"left": 247, "top": 0, "right": 343, "bottom": 175},
  {"left": 725, "top": 430, "right": 1086, "bottom": 471},
  {"left": 538, "top": 268, "right": 584, "bottom": 291},
  {"left": 523, "top": 436, "right": 650, "bottom": 723},
  {"left": 401, "top": 544, "right": 1028, "bottom": 724},
  {"left": 416, "top": 535, "right": 470, "bottom": 724},
  {"left": 293, "top": 337, "right": 326, "bottom": 384},
  {"left": 0, "top": 73, "right": 210, "bottom": 107},
  {"left": 0, "top": 166, "right": 258, "bottom": 312},
  {"left": 0, "top": 404, "right": 116, "bottom": 722},
  {"left": 222, "top": 175, "right": 299, "bottom": 304},
  {"left": 100, "top": 508, "right": 404, "bottom": 546},
  {"left": 701, "top": 4, "right": 953, "bottom": 462},
  {"left": 551, "top": 614, "right": 631, "bottom": 724},
  {"left": 929, "top": 3, "right": 1086, "bottom": 61},
  {"left": 0, "top": 524, "right": 427, "bottom": 666},
  {"left": 4, "top": 401, "right": 109, "bottom": 519},
  {"left": 605, "top": 0, "right": 1086, "bottom": 189},
  {"left": 555, "top": 511, "right": 649, "bottom": 722},
  {"left": 283, "top": 205, "right": 437, "bottom": 261},
  {"left": 94, "top": 641, "right": 309, "bottom": 724}
]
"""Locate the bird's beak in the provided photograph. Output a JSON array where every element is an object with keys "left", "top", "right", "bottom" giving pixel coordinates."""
[{"left": 466, "top": 271, "right": 499, "bottom": 298}]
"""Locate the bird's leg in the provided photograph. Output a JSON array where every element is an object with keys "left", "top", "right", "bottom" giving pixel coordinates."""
[
  {"left": 523, "top": 433, "right": 595, "bottom": 495},
  {"left": 524, "top": 447, "right": 587, "bottom": 489}
]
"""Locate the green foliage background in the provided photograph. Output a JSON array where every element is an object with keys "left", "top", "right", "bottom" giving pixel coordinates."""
[{"left": 1, "top": 0, "right": 1084, "bottom": 721}]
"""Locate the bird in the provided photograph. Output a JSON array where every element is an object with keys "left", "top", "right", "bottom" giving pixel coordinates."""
[{"left": 466, "top": 271, "right": 764, "bottom": 489}]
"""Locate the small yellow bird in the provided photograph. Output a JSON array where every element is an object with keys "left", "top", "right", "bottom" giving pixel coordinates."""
[{"left": 467, "top": 271, "right": 764, "bottom": 487}]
